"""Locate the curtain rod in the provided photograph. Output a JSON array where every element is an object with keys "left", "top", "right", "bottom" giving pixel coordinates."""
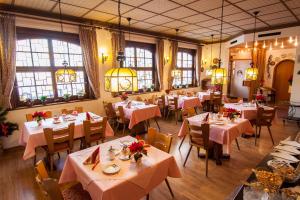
[{"left": 0, "top": 10, "right": 204, "bottom": 46}]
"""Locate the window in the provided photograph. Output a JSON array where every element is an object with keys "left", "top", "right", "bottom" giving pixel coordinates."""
[
  {"left": 124, "top": 41, "right": 156, "bottom": 90},
  {"left": 12, "top": 28, "right": 91, "bottom": 107},
  {"left": 173, "top": 48, "right": 196, "bottom": 87}
]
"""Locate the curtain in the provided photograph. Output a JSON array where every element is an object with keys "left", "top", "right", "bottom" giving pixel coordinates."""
[
  {"left": 253, "top": 48, "right": 266, "bottom": 88},
  {"left": 156, "top": 39, "right": 164, "bottom": 90},
  {"left": 111, "top": 31, "right": 125, "bottom": 68},
  {"left": 79, "top": 26, "right": 100, "bottom": 98},
  {"left": 167, "top": 41, "right": 178, "bottom": 90},
  {"left": 0, "top": 14, "right": 16, "bottom": 108},
  {"left": 196, "top": 45, "right": 202, "bottom": 86}
]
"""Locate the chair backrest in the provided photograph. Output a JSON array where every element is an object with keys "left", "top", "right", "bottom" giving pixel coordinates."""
[
  {"left": 168, "top": 96, "right": 178, "bottom": 109},
  {"left": 257, "top": 106, "right": 277, "bottom": 125},
  {"left": 35, "top": 160, "right": 49, "bottom": 180},
  {"left": 61, "top": 109, "right": 73, "bottom": 114},
  {"left": 104, "top": 102, "right": 117, "bottom": 119},
  {"left": 182, "top": 107, "right": 196, "bottom": 120},
  {"left": 83, "top": 117, "right": 107, "bottom": 144},
  {"left": 147, "top": 128, "right": 173, "bottom": 153},
  {"left": 188, "top": 122, "right": 210, "bottom": 150},
  {"left": 43, "top": 123, "right": 75, "bottom": 154},
  {"left": 26, "top": 111, "right": 52, "bottom": 121},
  {"left": 157, "top": 95, "right": 166, "bottom": 108},
  {"left": 75, "top": 106, "right": 83, "bottom": 113},
  {"left": 118, "top": 106, "right": 126, "bottom": 123}
]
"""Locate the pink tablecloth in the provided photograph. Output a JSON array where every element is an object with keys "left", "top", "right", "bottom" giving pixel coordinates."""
[
  {"left": 178, "top": 113, "right": 254, "bottom": 153},
  {"left": 59, "top": 136, "right": 181, "bottom": 200},
  {"left": 197, "top": 92, "right": 211, "bottom": 102},
  {"left": 166, "top": 95, "right": 202, "bottom": 109},
  {"left": 114, "top": 101, "right": 161, "bottom": 129},
  {"left": 19, "top": 112, "right": 114, "bottom": 160},
  {"left": 223, "top": 103, "right": 274, "bottom": 120}
]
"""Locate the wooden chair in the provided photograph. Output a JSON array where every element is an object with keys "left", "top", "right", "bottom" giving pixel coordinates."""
[
  {"left": 43, "top": 123, "right": 75, "bottom": 171},
  {"left": 103, "top": 102, "right": 118, "bottom": 128},
  {"left": 156, "top": 94, "right": 166, "bottom": 118},
  {"left": 75, "top": 106, "right": 83, "bottom": 113},
  {"left": 183, "top": 123, "right": 210, "bottom": 177},
  {"left": 146, "top": 128, "right": 174, "bottom": 198},
  {"left": 166, "top": 96, "right": 179, "bottom": 124},
  {"left": 253, "top": 107, "right": 277, "bottom": 146},
  {"left": 61, "top": 109, "right": 73, "bottom": 114},
  {"left": 35, "top": 160, "right": 91, "bottom": 200},
  {"left": 26, "top": 111, "right": 52, "bottom": 122},
  {"left": 209, "top": 93, "right": 222, "bottom": 113},
  {"left": 178, "top": 108, "right": 197, "bottom": 150},
  {"left": 116, "top": 106, "right": 130, "bottom": 135},
  {"left": 83, "top": 117, "right": 107, "bottom": 148},
  {"left": 136, "top": 96, "right": 143, "bottom": 101}
]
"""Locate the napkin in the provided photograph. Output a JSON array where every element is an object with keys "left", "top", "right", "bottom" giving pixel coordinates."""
[
  {"left": 83, "top": 147, "right": 100, "bottom": 165},
  {"left": 203, "top": 113, "right": 209, "bottom": 122}
]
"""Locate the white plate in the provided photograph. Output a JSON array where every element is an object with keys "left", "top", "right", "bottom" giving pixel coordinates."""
[
  {"left": 274, "top": 145, "right": 300, "bottom": 155},
  {"left": 119, "top": 154, "right": 130, "bottom": 161},
  {"left": 280, "top": 140, "right": 300, "bottom": 148},
  {"left": 270, "top": 152, "right": 299, "bottom": 163},
  {"left": 102, "top": 164, "right": 120, "bottom": 175},
  {"left": 120, "top": 140, "right": 133, "bottom": 146},
  {"left": 215, "top": 122, "right": 225, "bottom": 125}
]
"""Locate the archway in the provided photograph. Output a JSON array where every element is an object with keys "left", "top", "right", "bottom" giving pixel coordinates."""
[{"left": 272, "top": 59, "right": 294, "bottom": 103}]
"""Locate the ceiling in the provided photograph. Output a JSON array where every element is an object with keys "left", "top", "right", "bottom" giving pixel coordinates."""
[{"left": 1, "top": 0, "right": 300, "bottom": 43}]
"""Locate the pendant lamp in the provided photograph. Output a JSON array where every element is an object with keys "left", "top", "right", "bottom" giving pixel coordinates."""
[
  {"left": 206, "top": 34, "right": 215, "bottom": 76},
  {"left": 55, "top": 0, "right": 76, "bottom": 84},
  {"left": 211, "top": 0, "right": 227, "bottom": 85},
  {"left": 245, "top": 11, "right": 259, "bottom": 81},
  {"left": 104, "top": 0, "right": 138, "bottom": 92}
]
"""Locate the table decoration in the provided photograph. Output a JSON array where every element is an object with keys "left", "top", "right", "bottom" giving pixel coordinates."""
[
  {"left": 120, "top": 92, "right": 128, "bottom": 102},
  {"left": 223, "top": 108, "right": 241, "bottom": 123},
  {"left": 32, "top": 111, "right": 47, "bottom": 126},
  {"left": 129, "top": 140, "right": 147, "bottom": 165},
  {"left": 108, "top": 146, "right": 116, "bottom": 160}
]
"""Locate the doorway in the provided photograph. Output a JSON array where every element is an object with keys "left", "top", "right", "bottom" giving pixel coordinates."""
[{"left": 273, "top": 60, "right": 294, "bottom": 103}]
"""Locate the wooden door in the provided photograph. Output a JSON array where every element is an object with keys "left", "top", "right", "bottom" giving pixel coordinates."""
[{"left": 273, "top": 60, "right": 294, "bottom": 102}]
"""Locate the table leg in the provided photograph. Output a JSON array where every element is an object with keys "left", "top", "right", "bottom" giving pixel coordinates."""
[{"left": 154, "top": 118, "right": 160, "bottom": 131}]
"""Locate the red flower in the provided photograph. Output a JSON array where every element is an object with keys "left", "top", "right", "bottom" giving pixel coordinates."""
[
  {"left": 256, "top": 94, "right": 265, "bottom": 101},
  {"left": 120, "top": 92, "right": 128, "bottom": 101},
  {"left": 129, "top": 141, "right": 144, "bottom": 153},
  {"left": 1, "top": 123, "right": 8, "bottom": 137},
  {"left": 32, "top": 111, "right": 46, "bottom": 120}
]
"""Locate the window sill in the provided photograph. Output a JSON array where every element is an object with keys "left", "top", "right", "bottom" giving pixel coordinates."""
[
  {"left": 10, "top": 98, "right": 96, "bottom": 111},
  {"left": 170, "top": 86, "right": 199, "bottom": 91}
]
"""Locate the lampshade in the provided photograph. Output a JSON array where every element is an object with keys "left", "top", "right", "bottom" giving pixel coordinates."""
[
  {"left": 171, "top": 69, "right": 181, "bottom": 78},
  {"left": 211, "top": 68, "right": 227, "bottom": 85},
  {"left": 55, "top": 68, "right": 77, "bottom": 83},
  {"left": 104, "top": 68, "right": 138, "bottom": 92},
  {"left": 245, "top": 67, "right": 258, "bottom": 81}
]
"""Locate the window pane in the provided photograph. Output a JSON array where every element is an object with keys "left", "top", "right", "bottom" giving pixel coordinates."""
[
  {"left": 18, "top": 87, "right": 37, "bottom": 100},
  {"left": 68, "top": 43, "right": 82, "bottom": 54},
  {"left": 137, "top": 57, "right": 145, "bottom": 67},
  {"left": 57, "top": 71, "right": 85, "bottom": 97},
  {"left": 137, "top": 71, "right": 152, "bottom": 89},
  {"left": 57, "top": 84, "right": 72, "bottom": 96},
  {"left": 52, "top": 40, "right": 68, "bottom": 53},
  {"left": 16, "top": 72, "right": 35, "bottom": 87},
  {"left": 32, "top": 53, "right": 50, "bottom": 66},
  {"left": 54, "top": 53, "right": 69, "bottom": 66},
  {"left": 69, "top": 54, "right": 83, "bottom": 67},
  {"left": 16, "top": 52, "right": 33, "bottom": 66},
  {"left": 137, "top": 48, "right": 145, "bottom": 58},
  {"left": 145, "top": 50, "right": 152, "bottom": 59},
  {"left": 30, "top": 39, "right": 49, "bottom": 52},
  {"left": 125, "top": 47, "right": 134, "bottom": 57},
  {"left": 125, "top": 47, "right": 135, "bottom": 67},
  {"left": 16, "top": 39, "right": 31, "bottom": 52}
]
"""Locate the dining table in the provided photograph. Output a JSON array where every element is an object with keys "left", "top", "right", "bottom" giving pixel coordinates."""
[
  {"left": 166, "top": 95, "right": 202, "bottom": 109},
  {"left": 197, "top": 91, "right": 212, "bottom": 102},
  {"left": 178, "top": 113, "right": 254, "bottom": 164},
  {"left": 114, "top": 101, "right": 161, "bottom": 129},
  {"left": 59, "top": 136, "right": 181, "bottom": 200},
  {"left": 19, "top": 112, "right": 114, "bottom": 160}
]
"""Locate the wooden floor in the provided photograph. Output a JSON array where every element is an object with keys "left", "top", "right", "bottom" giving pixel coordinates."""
[{"left": 0, "top": 116, "right": 299, "bottom": 200}]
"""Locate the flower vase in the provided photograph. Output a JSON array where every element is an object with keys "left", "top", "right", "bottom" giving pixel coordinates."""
[
  {"left": 136, "top": 157, "right": 142, "bottom": 165},
  {"left": 37, "top": 120, "right": 42, "bottom": 126},
  {"left": 230, "top": 118, "right": 235, "bottom": 123}
]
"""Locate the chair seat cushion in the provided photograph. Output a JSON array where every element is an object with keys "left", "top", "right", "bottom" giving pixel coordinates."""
[{"left": 62, "top": 183, "right": 92, "bottom": 200}]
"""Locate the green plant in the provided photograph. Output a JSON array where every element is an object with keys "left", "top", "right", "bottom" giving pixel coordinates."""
[
  {"left": 63, "top": 94, "right": 71, "bottom": 100},
  {"left": 0, "top": 107, "right": 18, "bottom": 137},
  {"left": 40, "top": 96, "right": 47, "bottom": 104}
]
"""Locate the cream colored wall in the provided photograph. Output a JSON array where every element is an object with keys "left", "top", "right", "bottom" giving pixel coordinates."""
[
  {"left": 264, "top": 48, "right": 296, "bottom": 88},
  {"left": 3, "top": 18, "right": 201, "bottom": 148},
  {"left": 290, "top": 37, "right": 300, "bottom": 117}
]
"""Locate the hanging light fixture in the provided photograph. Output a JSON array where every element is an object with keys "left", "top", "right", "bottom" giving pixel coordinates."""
[
  {"left": 295, "top": 36, "right": 298, "bottom": 47},
  {"left": 206, "top": 34, "right": 215, "bottom": 76},
  {"left": 281, "top": 41, "right": 284, "bottom": 48},
  {"left": 104, "top": 0, "right": 138, "bottom": 93},
  {"left": 211, "top": 0, "right": 227, "bottom": 85},
  {"left": 262, "top": 40, "right": 266, "bottom": 48},
  {"left": 274, "top": 38, "right": 278, "bottom": 46},
  {"left": 171, "top": 28, "right": 181, "bottom": 80},
  {"left": 245, "top": 11, "right": 259, "bottom": 81},
  {"left": 289, "top": 36, "right": 293, "bottom": 43},
  {"left": 55, "top": 0, "right": 77, "bottom": 84},
  {"left": 269, "top": 42, "right": 273, "bottom": 51}
]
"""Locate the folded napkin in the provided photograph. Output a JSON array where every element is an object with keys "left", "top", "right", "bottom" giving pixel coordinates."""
[{"left": 83, "top": 147, "right": 100, "bottom": 166}]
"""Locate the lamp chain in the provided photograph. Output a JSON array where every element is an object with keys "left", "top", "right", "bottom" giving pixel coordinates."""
[{"left": 218, "top": 0, "right": 225, "bottom": 68}]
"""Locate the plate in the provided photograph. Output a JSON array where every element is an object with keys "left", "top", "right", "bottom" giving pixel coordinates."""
[
  {"left": 215, "top": 122, "right": 224, "bottom": 125},
  {"left": 119, "top": 154, "right": 130, "bottom": 161},
  {"left": 120, "top": 140, "right": 133, "bottom": 146},
  {"left": 102, "top": 164, "right": 120, "bottom": 175}
]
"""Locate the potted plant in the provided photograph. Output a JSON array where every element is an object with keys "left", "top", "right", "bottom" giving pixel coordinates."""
[
  {"left": 32, "top": 111, "right": 47, "bottom": 126},
  {"left": 25, "top": 98, "right": 33, "bottom": 107},
  {"left": 179, "top": 84, "right": 182, "bottom": 89},
  {"left": 142, "top": 85, "right": 147, "bottom": 93},
  {"left": 40, "top": 96, "right": 47, "bottom": 105},
  {"left": 0, "top": 107, "right": 18, "bottom": 153},
  {"left": 150, "top": 84, "right": 155, "bottom": 92},
  {"left": 185, "top": 84, "right": 189, "bottom": 88},
  {"left": 63, "top": 94, "right": 71, "bottom": 102},
  {"left": 128, "top": 139, "right": 147, "bottom": 165},
  {"left": 77, "top": 90, "right": 85, "bottom": 100}
]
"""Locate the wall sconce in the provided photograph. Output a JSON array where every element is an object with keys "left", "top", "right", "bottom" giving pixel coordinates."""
[
  {"left": 100, "top": 47, "right": 108, "bottom": 64},
  {"left": 164, "top": 56, "right": 169, "bottom": 65}
]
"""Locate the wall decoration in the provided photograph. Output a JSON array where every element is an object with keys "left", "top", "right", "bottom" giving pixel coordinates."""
[
  {"left": 236, "top": 70, "right": 243, "bottom": 78},
  {"left": 267, "top": 55, "right": 273, "bottom": 79},
  {"left": 213, "top": 58, "right": 219, "bottom": 64}
]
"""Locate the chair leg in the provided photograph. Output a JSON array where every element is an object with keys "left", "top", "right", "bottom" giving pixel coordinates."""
[
  {"left": 57, "top": 152, "right": 60, "bottom": 159},
  {"left": 123, "top": 124, "right": 126, "bottom": 135},
  {"left": 146, "top": 194, "right": 149, "bottom": 200},
  {"left": 50, "top": 155, "right": 54, "bottom": 172},
  {"left": 175, "top": 111, "right": 178, "bottom": 125},
  {"left": 178, "top": 135, "right": 186, "bottom": 150},
  {"left": 183, "top": 145, "right": 193, "bottom": 167},
  {"left": 235, "top": 138, "right": 240, "bottom": 150},
  {"left": 197, "top": 147, "right": 200, "bottom": 157},
  {"left": 166, "top": 109, "right": 170, "bottom": 120},
  {"left": 205, "top": 150, "right": 208, "bottom": 177},
  {"left": 165, "top": 178, "right": 174, "bottom": 197},
  {"left": 255, "top": 125, "right": 258, "bottom": 146},
  {"left": 154, "top": 118, "right": 160, "bottom": 131},
  {"left": 267, "top": 126, "right": 275, "bottom": 145},
  {"left": 116, "top": 122, "right": 120, "bottom": 132},
  {"left": 258, "top": 126, "right": 262, "bottom": 137}
]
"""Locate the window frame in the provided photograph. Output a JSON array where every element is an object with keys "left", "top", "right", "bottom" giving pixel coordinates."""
[
  {"left": 11, "top": 27, "right": 94, "bottom": 108},
  {"left": 124, "top": 41, "right": 158, "bottom": 91},
  {"left": 174, "top": 48, "right": 196, "bottom": 87}
]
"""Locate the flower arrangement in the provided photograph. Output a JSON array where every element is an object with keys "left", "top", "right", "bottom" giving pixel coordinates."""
[
  {"left": 120, "top": 92, "right": 128, "bottom": 101},
  {"left": 0, "top": 107, "right": 18, "bottom": 137},
  {"left": 223, "top": 108, "right": 240, "bottom": 120},
  {"left": 32, "top": 111, "right": 47, "bottom": 125},
  {"left": 129, "top": 139, "right": 147, "bottom": 163},
  {"left": 256, "top": 94, "right": 265, "bottom": 101}
]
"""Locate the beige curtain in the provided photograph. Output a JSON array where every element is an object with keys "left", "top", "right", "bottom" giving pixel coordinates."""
[
  {"left": 79, "top": 26, "right": 100, "bottom": 98},
  {"left": 0, "top": 14, "right": 16, "bottom": 108},
  {"left": 111, "top": 31, "right": 125, "bottom": 68},
  {"left": 196, "top": 46, "right": 202, "bottom": 86},
  {"left": 156, "top": 39, "right": 164, "bottom": 90},
  {"left": 253, "top": 48, "right": 266, "bottom": 88},
  {"left": 167, "top": 41, "right": 178, "bottom": 89}
]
